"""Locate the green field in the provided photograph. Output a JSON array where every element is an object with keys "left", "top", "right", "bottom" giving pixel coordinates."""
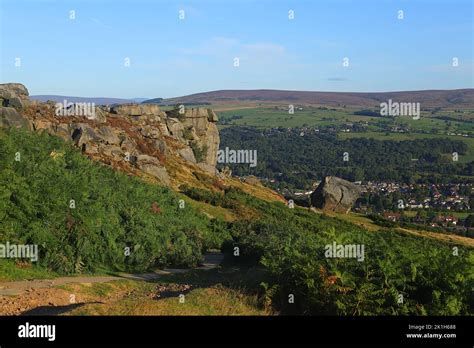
[
  {"left": 216, "top": 106, "right": 371, "bottom": 128},
  {"left": 338, "top": 131, "right": 474, "bottom": 163},
  {"left": 403, "top": 210, "right": 471, "bottom": 219},
  {"left": 216, "top": 106, "right": 474, "bottom": 133},
  {"left": 215, "top": 106, "right": 474, "bottom": 163}
]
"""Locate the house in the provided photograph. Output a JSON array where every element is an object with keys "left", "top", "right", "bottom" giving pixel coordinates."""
[
  {"left": 433, "top": 215, "right": 459, "bottom": 226},
  {"left": 383, "top": 212, "right": 401, "bottom": 222}
]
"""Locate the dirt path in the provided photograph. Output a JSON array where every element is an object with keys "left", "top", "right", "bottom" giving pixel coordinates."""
[{"left": 0, "top": 252, "right": 224, "bottom": 296}]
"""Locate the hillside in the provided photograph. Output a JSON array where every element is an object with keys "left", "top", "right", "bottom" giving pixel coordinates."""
[
  {"left": 153, "top": 88, "right": 474, "bottom": 110},
  {"left": 0, "top": 130, "right": 472, "bottom": 315},
  {"left": 0, "top": 83, "right": 473, "bottom": 316},
  {"left": 30, "top": 95, "right": 147, "bottom": 105}
]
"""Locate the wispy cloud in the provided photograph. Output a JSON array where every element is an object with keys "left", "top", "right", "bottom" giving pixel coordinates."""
[
  {"left": 312, "top": 39, "right": 343, "bottom": 48},
  {"left": 242, "top": 43, "right": 285, "bottom": 56},
  {"left": 89, "top": 17, "right": 112, "bottom": 30},
  {"left": 178, "top": 37, "right": 288, "bottom": 63},
  {"left": 327, "top": 77, "right": 349, "bottom": 81},
  {"left": 177, "top": 37, "right": 239, "bottom": 56}
]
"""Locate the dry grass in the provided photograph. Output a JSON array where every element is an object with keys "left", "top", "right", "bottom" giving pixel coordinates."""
[
  {"left": 328, "top": 211, "right": 474, "bottom": 248},
  {"left": 61, "top": 280, "right": 272, "bottom": 316}
]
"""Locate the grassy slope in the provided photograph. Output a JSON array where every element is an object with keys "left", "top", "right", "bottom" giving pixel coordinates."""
[
  {"left": 327, "top": 210, "right": 474, "bottom": 248},
  {"left": 61, "top": 268, "right": 272, "bottom": 316},
  {"left": 1, "top": 123, "right": 473, "bottom": 315}
]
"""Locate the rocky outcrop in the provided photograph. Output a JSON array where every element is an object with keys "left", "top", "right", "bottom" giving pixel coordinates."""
[
  {"left": 110, "top": 103, "right": 164, "bottom": 120},
  {"left": 0, "top": 83, "right": 221, "bottom": 186},
  {"left": 310, "top": 176, "right": 361, "bottom": 214},
  {"left": 179, "top": 108, "right": 219, "bottom": 170},
  {"left": 0, "top": 83, "right": 31, "bottom": 129},
  {"left": 0, "top": 107, "right": 31, "bottom": 129},
  {"left": 242, "top": 175, "right": 261, "bottom": 186},
  {"left": 109, "top": 103, "right": 220, "bottom": 172},
  {"left": 136, "top": 154, "right": 170, "bottom": 185},
  {"left": 0, "top": 83, "right": 29, "bottom": 109}
]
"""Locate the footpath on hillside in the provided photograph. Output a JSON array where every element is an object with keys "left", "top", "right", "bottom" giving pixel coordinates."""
[{"left": 0, "top": 252, "right": 224, "bottom": 296}]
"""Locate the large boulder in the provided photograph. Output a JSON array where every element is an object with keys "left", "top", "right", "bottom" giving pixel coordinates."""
[
  {"left": 0, "top": 83, "right": 29, "bottom": 99},
  {"left": 71, "top": 124, "right": 102, "bottom": 147},
  {"left": 206, "top": 109, "right": 218, "bottom": 122},
  {"left": 166, "top": 118, "right": 184, "bottom": 139},
  {"left": 310, "top": 176, "right": 361, "bottom": 214},
  {"left": 178, "top": 147, "right": 196, "bottom": 164},
  {"left": 0, "top": 107, "right": 31, "bottom": 129},
  {"left": 136, "top": 154, "right": 170, "bottom": 185},
  {"left": 139, "top": 125, "right": 162, "bottom": 139},
  {"left": 70, "top": 124, "right": 122, "bottom": 153},
  {"left": 97, "top": 126, "right": 121, "bottom": 145},
  {"left": 0, "top": 83, "right": 30, "bottom": 111}
]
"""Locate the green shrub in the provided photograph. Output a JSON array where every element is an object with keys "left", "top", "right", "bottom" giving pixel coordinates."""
[
  {"left": 190, "top": 142, "right": 208, "bottom": 163},
  {"left": 222, "top": 189, "right": 474, "bottom": 315},
  {"left": 0, "top": 129, "right": 223, "bottom": 274}
]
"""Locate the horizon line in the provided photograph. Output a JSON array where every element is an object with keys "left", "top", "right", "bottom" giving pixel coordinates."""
[{"left": 26, "top": 86, "right": 474, "bottom": 101}]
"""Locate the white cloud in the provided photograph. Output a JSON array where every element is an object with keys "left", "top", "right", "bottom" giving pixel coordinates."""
[
  {"left": 177, "top": 37, "right": 239, "bottom": 56},
  {"left": 178, "top": 37, "right": 288, "bottom": 65},
  {"left": 242, "top": 42, "right": 285, "bottom": 56}
]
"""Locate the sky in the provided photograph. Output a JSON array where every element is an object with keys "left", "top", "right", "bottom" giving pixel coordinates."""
[{"left": 0, "top": 0, "right": 472, "bottom": 98}]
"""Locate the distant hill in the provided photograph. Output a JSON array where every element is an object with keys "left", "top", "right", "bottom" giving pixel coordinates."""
[
  {"left": 30, "top": 95, "right": 148, "bottom": 105},
  {"left": 142, "top": 97, "right": 163, "bottom": 104},
  {"left": 155, "top": 89, "right": 474, "bottom": 110},
  {"left": 131, "top": 98, "right": 151, "bottom": 103}
]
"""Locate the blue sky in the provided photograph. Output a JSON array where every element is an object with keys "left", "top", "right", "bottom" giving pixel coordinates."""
[{"left": 0, "top": 0, "right": 472, "bottom": 98}]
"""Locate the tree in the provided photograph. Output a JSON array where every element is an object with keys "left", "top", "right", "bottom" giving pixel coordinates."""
[{"left": 465, "top": 214, "right": 474, "bottom": 227}]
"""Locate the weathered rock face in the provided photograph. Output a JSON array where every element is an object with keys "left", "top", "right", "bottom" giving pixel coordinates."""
[
  {"left": 177, "top": 147, "right": 196, "bottom": 164},
  {"left": 110, "top": 103, "right": 165, "bottom": 121},
  {"left": 310, "top": 176, "right": 361, "bottom": 214},
  {"left": 0, "top": 83, "right": 29, "bottom": 109},
  {"left": 179, "top": 108, "right": 219, "bottom": 171},
  {"left": 1, "top": 83, "right": 29, "bottom": 99},
  {"left": 110, "top": 104, "right": 220, "bottom": 172},
  {"left": 0, "top": 107, "right": 31, "bottom": 129},
  {"left": 0, "top": 83, "right": 221, "bottom": 187},
  {"left": 136, "top": 154, "right": 170, "bottom": 185},
  {"left": 0, "top": 83, "right": 31, "bottom": 129}
]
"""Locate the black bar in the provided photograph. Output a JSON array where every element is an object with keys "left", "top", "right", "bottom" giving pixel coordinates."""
[{"left": 0, "top": 316, "right": 472, "bottom": 346}]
